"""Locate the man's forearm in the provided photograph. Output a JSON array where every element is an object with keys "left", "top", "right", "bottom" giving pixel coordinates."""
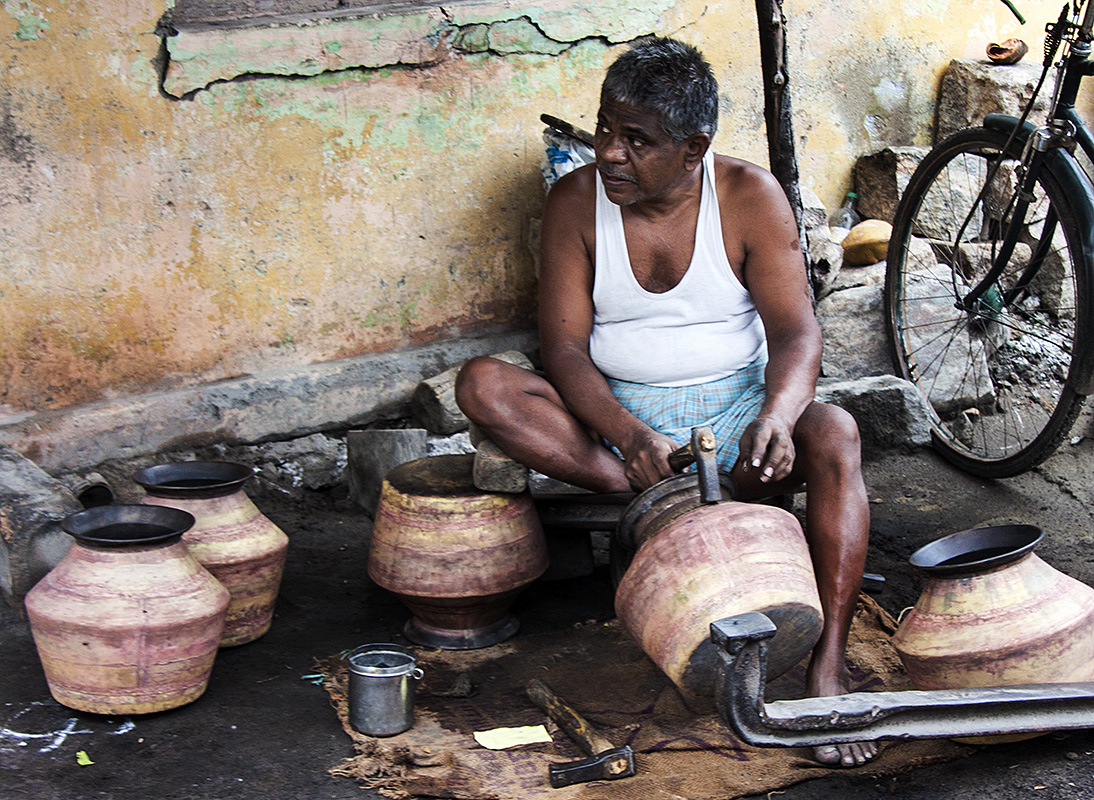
[
  {"left": 758, "top": 333, "right": 821, "bottom": 432},
  {"left": 542, "top": 345, "right": 651, "bottom": 453}
]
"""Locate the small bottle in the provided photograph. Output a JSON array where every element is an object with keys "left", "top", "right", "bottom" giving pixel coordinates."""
[{"left": 830, "top": 191, "right": 861, "bottom": 243}]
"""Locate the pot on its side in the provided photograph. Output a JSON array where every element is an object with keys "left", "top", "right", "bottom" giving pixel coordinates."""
[{"left": 615, "top": 497, "right": 822, "bottom": 696}]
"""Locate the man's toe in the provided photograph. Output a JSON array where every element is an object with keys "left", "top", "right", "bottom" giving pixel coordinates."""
[
  {"left": 840, "top": 742, "right": 878, "bottom": 767},
  {"left": 813, "top": 744, "right": 841, "bottom": 765}
]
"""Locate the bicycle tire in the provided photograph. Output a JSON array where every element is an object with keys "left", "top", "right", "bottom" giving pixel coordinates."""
[{"left": 885, "top": 126, "right": 1089, "bottom": 478}]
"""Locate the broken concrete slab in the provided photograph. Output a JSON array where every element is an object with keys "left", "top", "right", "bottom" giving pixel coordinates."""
[
  {"left": 0, "top": 445, "right": 81, "bottom": 611},
  {"left": 937, "top": 58, "right": 1048, "bottom": 140},
  {"left": 816, "top": 282, "right": 891, "bottom": 380}
]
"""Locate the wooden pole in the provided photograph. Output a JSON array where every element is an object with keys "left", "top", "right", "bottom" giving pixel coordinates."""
[{"left": 754, "top": 0, "right": 814, "bottom": 294}]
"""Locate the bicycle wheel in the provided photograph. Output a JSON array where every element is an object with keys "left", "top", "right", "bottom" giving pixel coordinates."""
[{"left": 885, "top": 126, "right": 1089, "bottom": 477}]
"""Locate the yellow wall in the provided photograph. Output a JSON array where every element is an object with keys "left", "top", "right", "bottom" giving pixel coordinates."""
[{"left": 0, "top": 0, "right": 1074, "bottom": 414}]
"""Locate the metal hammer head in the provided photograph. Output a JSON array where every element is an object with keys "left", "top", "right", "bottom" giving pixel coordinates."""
[{"left": 548, "top": 745, "right": 636, "bottom": 788}]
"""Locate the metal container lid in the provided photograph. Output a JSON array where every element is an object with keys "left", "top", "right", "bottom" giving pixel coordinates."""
[
  {"left": 134, "top": 461, "right": 254, "bottom": 499},
  {"left": 61, "top": 504, "right": 195, "bottom": 547}
]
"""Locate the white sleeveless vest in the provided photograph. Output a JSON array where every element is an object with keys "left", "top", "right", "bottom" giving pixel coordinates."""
[{"left": 588, "top": 150, "right": 767, "bottom": 387}]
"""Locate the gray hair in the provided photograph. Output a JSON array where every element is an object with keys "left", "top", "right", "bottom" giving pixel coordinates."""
[{"left": 601, "top": 37, "right": 719, "bottom": 145}]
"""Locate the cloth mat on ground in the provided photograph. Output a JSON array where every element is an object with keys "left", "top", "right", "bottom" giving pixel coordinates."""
[{"left": 323, "top": 595, "right": 974, "bottom": 799}]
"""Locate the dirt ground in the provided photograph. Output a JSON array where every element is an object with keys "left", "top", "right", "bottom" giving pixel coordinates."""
[{"left": 5, "top": 414, "right": 1094, "bottom": 799}]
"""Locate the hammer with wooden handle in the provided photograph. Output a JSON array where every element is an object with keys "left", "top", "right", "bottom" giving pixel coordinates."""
[{"left": 526, "top": 678, "right": 636, "bottom": 788}]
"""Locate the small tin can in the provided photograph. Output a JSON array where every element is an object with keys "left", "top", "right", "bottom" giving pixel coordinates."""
[{"left": 347, "top": 643, "right": 423, "bottom": 737}]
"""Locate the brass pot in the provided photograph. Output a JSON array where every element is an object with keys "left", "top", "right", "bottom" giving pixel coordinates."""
[
  {"left": 26, "top": 505, "right": 229, "bottom": 714},
  {"left": 136, "top": 461, "right": 289, "bottom": 647},
  {"left": 367, "top": 454, "right": 548, "bottom": 649}
]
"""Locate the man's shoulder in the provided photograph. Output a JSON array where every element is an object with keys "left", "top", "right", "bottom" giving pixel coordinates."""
[
  {"left": 710, "top": 153, "right": 775, "bottom": 188},
  {"left": 710, "top": 153, "right": 785, "bottom": 208},
  {"left": 549, "top": 162, "right": 597, "bottom": 199}
]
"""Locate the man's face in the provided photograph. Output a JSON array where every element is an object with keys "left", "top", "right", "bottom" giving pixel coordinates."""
[{"left": 594, "top": 96, "right": 696, "bottom": 206}]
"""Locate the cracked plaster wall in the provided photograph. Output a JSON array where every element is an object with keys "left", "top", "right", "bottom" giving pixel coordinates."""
[{"left": 0, "top": 0, "right": 1079, "bottom": 419}]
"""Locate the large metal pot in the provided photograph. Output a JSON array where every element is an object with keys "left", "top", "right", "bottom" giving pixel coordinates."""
[
  {"left": 26, "top": 505, "right": 229, "bottom": 714},
  {"left": 613, "top": 428, "right": 822, "bottom": 696},
  {"left": 367, "top": 454, "right": 548, "bottom": 650}
]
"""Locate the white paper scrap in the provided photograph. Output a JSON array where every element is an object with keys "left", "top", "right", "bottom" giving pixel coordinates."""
[{"left": 473, "top": 725, "right": 553, "bottom": 750}]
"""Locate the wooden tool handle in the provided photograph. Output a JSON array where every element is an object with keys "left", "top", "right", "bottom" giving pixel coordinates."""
[
  {"left": 667, "top": 441, "right": 696, "bottom": 473},
  {"left": 527, "top": 678, "right": 615, "bottom": 756}
]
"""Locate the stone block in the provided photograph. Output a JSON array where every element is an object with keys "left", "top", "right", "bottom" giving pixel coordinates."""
[
  {"left": 816, "top": 375, "right": 933, "bottom": 456},
  {"left": 472, "top": 439, "right": 529, "bottom": 494},
  {"left": 254, "top": 433, "right": 347, "bottom": 496},
  {"left": 816, "top": 283, "right": 891, "bottom": 380},
  {"left": 0, "top": 445, "right": 81, "bottom": 611},
  {"left": 853, "top": 146, "right": 930, "bottom": 223},
  {"left": 347, "top": 429, "right": 428, "bottom": 515},
  {"left": 426, "top": 431, "right": 475, "bottom": 456},
  {"left": 411, "top": 350, "right": 535, "bottom": 435},
  {"left": 937, "top": 58, "right": 1048, "bottom": 140},
  {"left": 832, "top": 261, "right": 887, "bottom": 293}
]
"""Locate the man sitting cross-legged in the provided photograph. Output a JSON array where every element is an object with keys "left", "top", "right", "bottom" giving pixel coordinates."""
[{"left": 456, "top": 36, "right": 876, "bottom": 768}]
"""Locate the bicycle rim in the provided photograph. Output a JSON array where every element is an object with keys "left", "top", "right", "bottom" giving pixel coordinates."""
[{"left": 885, "top": 127, "right": 1087, "bottom": 478}]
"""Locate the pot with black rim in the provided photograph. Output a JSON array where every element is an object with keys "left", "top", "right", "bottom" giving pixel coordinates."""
[
  {"left": 25, "top": 504, "right": 230, "bottom": 714},
  {"left": 892, "top": 524, "right": 1094, "bottom": 742},
  {"left": 136, "top": 461, "right": 289, "bottom": 647}
]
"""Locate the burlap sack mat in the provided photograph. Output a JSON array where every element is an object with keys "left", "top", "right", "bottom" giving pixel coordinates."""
[{"left": 323, "top": 596, "right": 973, "bottom": 799}]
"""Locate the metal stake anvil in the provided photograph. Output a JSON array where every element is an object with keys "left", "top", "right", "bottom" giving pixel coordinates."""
[{"left": 712, "top": 612, "right": 1094, "bottom": 745}]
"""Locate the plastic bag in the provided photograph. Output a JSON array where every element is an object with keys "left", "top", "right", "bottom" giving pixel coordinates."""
[{"left": 540, "top": 128, "right": 595, "bottom": 191}]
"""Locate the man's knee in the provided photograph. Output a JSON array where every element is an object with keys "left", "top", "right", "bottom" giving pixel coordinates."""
[
  {"left": 455, "top": 356, "right": 544, "bottom": 423},
  {"left": 454, "top": 356, "right": 504, "bottom": 417},
  {"left": 799, "top": 403, "right": 862, "bottom": 466}
]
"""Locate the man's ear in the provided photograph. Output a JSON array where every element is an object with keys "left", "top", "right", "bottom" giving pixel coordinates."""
[{"left": 683, "top": 134, "right": 711, "bottom": 170}]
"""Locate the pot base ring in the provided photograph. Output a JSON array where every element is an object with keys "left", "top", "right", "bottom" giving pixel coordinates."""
[{"left": 403, "top": 613, "right": 520, "bottom": 650}]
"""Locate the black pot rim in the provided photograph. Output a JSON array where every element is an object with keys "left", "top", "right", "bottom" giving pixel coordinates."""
[
  {"left": 133, "top": 460, "right": 254, "bottom": 499},
  {"left": 61, "top": 504, "right": 196, "bottom": 547},
  {"left": 909, "top": 523, "right": 1044, "bottom": 575}
]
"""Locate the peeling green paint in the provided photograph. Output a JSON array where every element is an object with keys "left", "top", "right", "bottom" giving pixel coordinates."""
[
  {"left": 162, "top": 0, "right": 661, "bottom": 98},
  {"left": 487, "top": 18, "right": 570, "bottom": 56},
  {"left": 453, "top": 24, "right": 490, "bottom": 53},
  {"left": 5, "top": 0, "right": 50, "bottom": 41}
]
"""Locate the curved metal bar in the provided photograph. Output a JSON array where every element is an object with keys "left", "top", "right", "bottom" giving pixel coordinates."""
[{"left": 712, "top": 613, "right": 1094, "bottom": 746}]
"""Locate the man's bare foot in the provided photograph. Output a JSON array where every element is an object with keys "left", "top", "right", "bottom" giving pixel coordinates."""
[{"left": 807, "top": 654, "right": 879, "bottom": 767}]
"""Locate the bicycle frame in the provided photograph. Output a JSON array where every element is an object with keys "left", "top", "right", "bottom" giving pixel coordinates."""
[{"left": 959, "top": 0, "right": 1094, "bottom": 393}]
